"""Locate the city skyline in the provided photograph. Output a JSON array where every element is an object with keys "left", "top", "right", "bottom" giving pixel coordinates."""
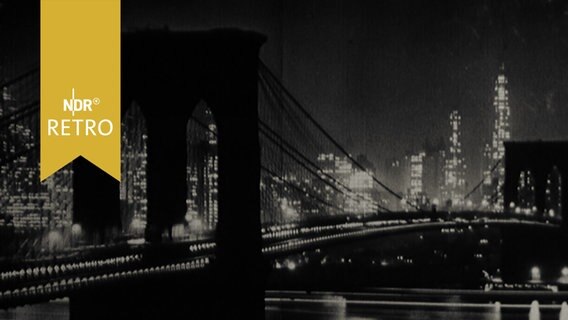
[
  {"left": 381, "top": 65, "right": 506, "bottom": 210},
  {"left": 119, "top": 0, "right": 568, "bottom": 192},
  {"left": 4, "top": 0, "right": 568, "bottom": 196},
  {"left": 1, "top": 1, "right": 568, "bottom": 319},
  {"left": 1, "top": 57, "right": 558, "bottom": 230}
]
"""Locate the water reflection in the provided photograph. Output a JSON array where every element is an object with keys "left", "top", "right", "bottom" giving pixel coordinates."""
[
  {"left": 530, "top": 301, "right": 540, "bottom": 320},
  {"left": 0, "top": 300, "right": 68, "bottom": 320},
  {"left": 494, "top": 301, "right": 502, "bottom": 320},
  {"left": 8, "top": 298, "right": 568, "bottom": 320},
  {"left": 320, "top": 295, "right": 347, "bottom": 320},
  {"left": 560, "top": 302, "right": 568, "bottom": 320}
]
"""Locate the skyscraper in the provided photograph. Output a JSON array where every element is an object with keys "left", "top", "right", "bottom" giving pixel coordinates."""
[
  {"left": 483, "top": 64, "right": 511, "bottom": 211},
  {"left": 409, "top": 151, "right": 426, "bottom": 206},
  {"left": 423, "top": 139, "right": 446, "bottom": 206},
  {"left": 187, "top": 106, "right": 218, "bottom": 231},
  {"left": 442, "top": 110, "right": 466, "bottom": 208},
  {"left": 349, "top": 154, "right": 379, "bottom": 215},
  {"left": 120, "top": 105, "right": 148, "bottom": 235}
]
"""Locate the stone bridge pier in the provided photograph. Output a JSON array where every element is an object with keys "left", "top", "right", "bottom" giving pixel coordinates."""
[{"left": 71, "top": 29, "right": 267, "bottom": 320}]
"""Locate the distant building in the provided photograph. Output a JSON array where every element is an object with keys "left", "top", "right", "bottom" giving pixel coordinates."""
[
  {"left": 0, "top": 82, "right": 72, "bottom": 229},
  {"left": 399, "top": 154, "right": 412, "bottom": 202},
  {"left": 545, "top": 167, "right": 563, "bottom": 218},
  {"left": 483, "top": 64, "right": 511, "bottom": 211},
  {"left": 384, "top": 158, "right": 405, "bottom": 195},
  {"left": 391, "top": 152, "right": 420, "bottom": 210},
  {"left": 350, "top": 154, "right": 379, "bottom": 214},
  {"left": 481, "top": 142, "right": 494, "bottom": 208},
  {"left": 316, "top": 152, "right": 352, "bottom": 214},
  {"left": 516, "top": 170, "right": 535, "bottom": 213},
  {"left": 503, "top": 141, "right": 566, "bottom": 219},
  {"left": 442, "top": 110, "right": 466, "bottom": 209},
  {"left": 383, "top": 158, "right": 406, "bottom": 211},
  {"left": 409, "top": 152, "right": 426, "bottom": 204},
  {"left": 45, "top": 167, "right": 73, "bottom": 228},
  {"left": 316, "top": 153, "right": 378, "bottom": 215},
  {"left": 422, "top": 138, "right": 446, "bottom": 208},
  {"left": 120, "top": 105, "right": 148, "bottom": 235},
  {"left": 186, "top": 105, "right": 218, "bottom": 231}
]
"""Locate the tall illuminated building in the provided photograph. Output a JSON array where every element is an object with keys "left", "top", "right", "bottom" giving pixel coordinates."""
[
  {"left": 409, "top": 152, "right": 425, "bottom": 202},
  {"left": 516, "top": 170, "right": 535, "bottom": 213},
  {"left": 120, "top": 105, "right": 148, "bottom": 235},
  {"left": 442, "top": 110, "right": 466, "bottom": 208},
  {"left": 545, "top": 167, "right": 562, "bottom": 219},
  {"left": 423, "top": 139, "right": 446, "bottom": 206},
  {"left": 348, "top": 155, "right": 378, "bottom": 215},
  {"left": 399, "top": 151, "right": 427, "bottom": 209},
  {"left": 186, "top": 105, "right": 218, "bottom": 231},
  {"left": 384, "top": 158, "right": 402, "bottom": 194},
  {"left": 480, "top": 142, "right": 493, "bottom": 208},
  {"left": 204, "top": 108, "right": 219, "bottom": 230},
  {"left": 315, "top": 153, "right": 341, "bottom": 213},
  {"left": 317, "top": 153, "right": 349, "bottom": 213},
  {"left": 483, "top": 64, "right": 511, "bottom": 211}
]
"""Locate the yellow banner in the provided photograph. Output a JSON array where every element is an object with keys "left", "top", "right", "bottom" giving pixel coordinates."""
[{"left": 41, "top": 0, "right": 120, "bottom": 181}]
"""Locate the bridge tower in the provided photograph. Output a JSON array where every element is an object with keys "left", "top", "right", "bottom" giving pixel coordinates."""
[{"left": 70, "top": 29, "right": 266, "bottom": 320}]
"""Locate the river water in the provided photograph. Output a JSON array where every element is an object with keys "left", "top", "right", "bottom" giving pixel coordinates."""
[{"left": 2, "top": 298, "right": 568, "bottom": 320}]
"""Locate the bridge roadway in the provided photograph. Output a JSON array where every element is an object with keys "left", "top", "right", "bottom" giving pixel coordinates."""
[{"left": 0, "top": 213, "right": 559, "bottom": 308}]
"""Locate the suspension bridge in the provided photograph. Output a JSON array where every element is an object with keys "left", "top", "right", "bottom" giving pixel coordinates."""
[{"left": 0, "top": 30, "right": 564, "bottom": 319}]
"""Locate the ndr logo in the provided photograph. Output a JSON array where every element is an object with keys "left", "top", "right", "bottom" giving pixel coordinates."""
[
  {"left": 47, "top": 88, "right": 113, "bottom": 137},
  {"left": 63, "top": 88, "right": 100, "bottom": 116}
]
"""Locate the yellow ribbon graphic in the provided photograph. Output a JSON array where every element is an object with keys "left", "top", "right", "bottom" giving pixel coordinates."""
[{"left": 40, "top": 0, "right": 121, "bottom": 181}]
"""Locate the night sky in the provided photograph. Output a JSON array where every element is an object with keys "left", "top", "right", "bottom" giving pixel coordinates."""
[
  {"left": 122, "top": 0, "right": 568, "bottom": 186},
  {"left": 3, "top": 0, "right": 568, "bottom": 187}
]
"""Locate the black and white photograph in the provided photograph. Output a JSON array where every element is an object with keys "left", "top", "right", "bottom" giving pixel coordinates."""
[{"left": 1, "top": 0, "right": 568, "bottom": 319}]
